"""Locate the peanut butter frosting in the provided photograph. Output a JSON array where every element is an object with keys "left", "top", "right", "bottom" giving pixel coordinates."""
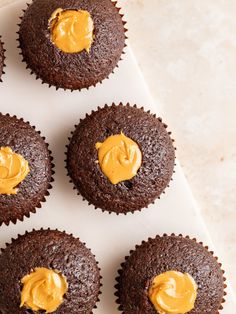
[
  {"left": 148, "top": 270, "right": 197, "bottom": 314},
  {"left": 20, "top": 267, "right": 68, "bottom": 313},
  {"left": 49, "top": 8, "right": 94, "bottom": 53},
  {"left": 95, "top": 132, "right": 142, "bottom": 184},
  {"left": 0, "top": 147, "right": 30, "bottom": 195}
]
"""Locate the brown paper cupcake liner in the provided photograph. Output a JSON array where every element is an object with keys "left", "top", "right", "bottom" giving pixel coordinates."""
[
  {"left": 0, "top": 37, "right": 6, "bottom": 82},
  {"left": 0, "top": 113, "right": 55, "bottom": 226},
  {"left": 114, "top": 233, "right": 227, "bottom": 314},
  {"left": 0, "top": 228, "right": 102, "bottom": 313},
  {"left": 16, "top": 1, "right": 128, "bottom": 92},
  {"left": 65, "top": 103, "right": 176, "bottom": 215}
]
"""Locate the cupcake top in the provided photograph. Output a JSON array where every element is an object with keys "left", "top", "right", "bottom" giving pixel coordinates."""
[
  {"left": 19, "top": 0, "right": 126, "bottom": 90},
  {"left": 0, "top": 113, "right": 53, "bottom": 225},
  {"left": 115, "top": 234, "right": 225, "bottom": 314},
  {"left": 20, "top": 267, "right": 68, "bottom": 312},
  {"left": 0, "top": 39, "right": 5, "bottom": 81},
  {"left": 0, "top": 229, "right": 101, "bottom": 313},
  {"left": 67, "top": 104, "right": 175, "bottom": 214}
]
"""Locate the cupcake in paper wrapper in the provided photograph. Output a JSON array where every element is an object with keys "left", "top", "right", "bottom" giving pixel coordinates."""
[
  {"left": 0, "top": 113, "right": 54, "bottom": 226},
  {"left": 18, "top": 0, "right": 127, "bottom": 91},
  {"left": 115, "top": 233, "right": 227, "bottom": 314},
  {"left": 66, "top": 103, "right": 176, "bottom": 214},
  {"left": 0, "top": 229, "right": 101, "bottom": 313}
]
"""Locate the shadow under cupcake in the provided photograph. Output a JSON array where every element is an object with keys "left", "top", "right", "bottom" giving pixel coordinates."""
[{"left": 0, "top": 37, "right": 5, "bottom": 82}]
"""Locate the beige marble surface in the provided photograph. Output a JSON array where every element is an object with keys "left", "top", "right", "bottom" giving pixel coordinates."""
[
  {"left": 121, "top": 0, "right": 236, "bottom": 294},
  {"left": 0, "top": 0, "right": 235, "bottom": 295}
]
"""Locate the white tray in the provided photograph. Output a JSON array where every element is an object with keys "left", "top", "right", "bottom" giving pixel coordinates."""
[{"left": 0, "top": 1, "right": 235, "bottom": 312}]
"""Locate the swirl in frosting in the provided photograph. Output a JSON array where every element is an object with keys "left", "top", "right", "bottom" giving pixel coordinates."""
[
  {"left": 95, "top": 132, "right": 142, "bottom": 184},
  {"left": 148, "top": 271, "right": 197, "bottom": 314},
  {"left": 20, "top": 268, "right": 68, "bottom": 313},
  {"left": 49, "top": 8, "right": 94, "bottom": 53},
  {"left": 0, "top": 147, "right": 30, "bottom": 195}
]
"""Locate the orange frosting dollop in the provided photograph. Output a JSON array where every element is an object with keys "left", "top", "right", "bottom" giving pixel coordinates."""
[
  {"left": 148, "top": 271, "right": 197, "bottom": 314},
  {"left": 95, "top": 132, "right": 142, "bottom": 184},
  {"left": 49, "top": 8, "right": 94, "bottom": 53},
  {"left": 20, "top": 268, "right": 68, "bottom": 313},
  {"left": 0, "top": 147, "right": 30, "bottom": 195}
]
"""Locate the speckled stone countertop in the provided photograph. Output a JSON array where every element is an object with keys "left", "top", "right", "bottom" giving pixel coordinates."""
[
  {"left": 1, "top": 0, "right": 235, "bottom": 295},
  {"left": 121, "top": 0, "right": 236, "bottom": 295}
]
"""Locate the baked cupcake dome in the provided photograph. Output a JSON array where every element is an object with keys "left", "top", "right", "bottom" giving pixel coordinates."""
[
  {"left": 0, "top": 39, "right": 5, "bottom": 81},
  {"left": 115, "top": 234, "right": 226, "bottom": 314},
  {"left": 66, "top": 104, "right": 175, "bottom": 214},
  {"left": 0, "top": 113, "right": 53, "bottom": 226},
  {"left": 0, "top": 229, "right": 101, "bottom": 313},
  {"left": 18, "top": 0, "right": 126, "bottom": 90}
]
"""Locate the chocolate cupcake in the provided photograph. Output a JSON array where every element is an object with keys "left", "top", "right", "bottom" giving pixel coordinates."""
[
  {"left": 0, "top": 38, "right": 5, "bottom": 81},
  {"left": 0, "top": 113, "right": 53, "bottom": 226},
  {"left": 18, "top": 0, "right": 126, "bottom": 90},
  {"left": 0, "top": 229, "right": 101, "bottom": 313},
  {"left": 115, "top": 234, "right": 226, "bottom": 314},
  {"left": 66, "top": 103, "right": 175, "bottom": 214}
]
